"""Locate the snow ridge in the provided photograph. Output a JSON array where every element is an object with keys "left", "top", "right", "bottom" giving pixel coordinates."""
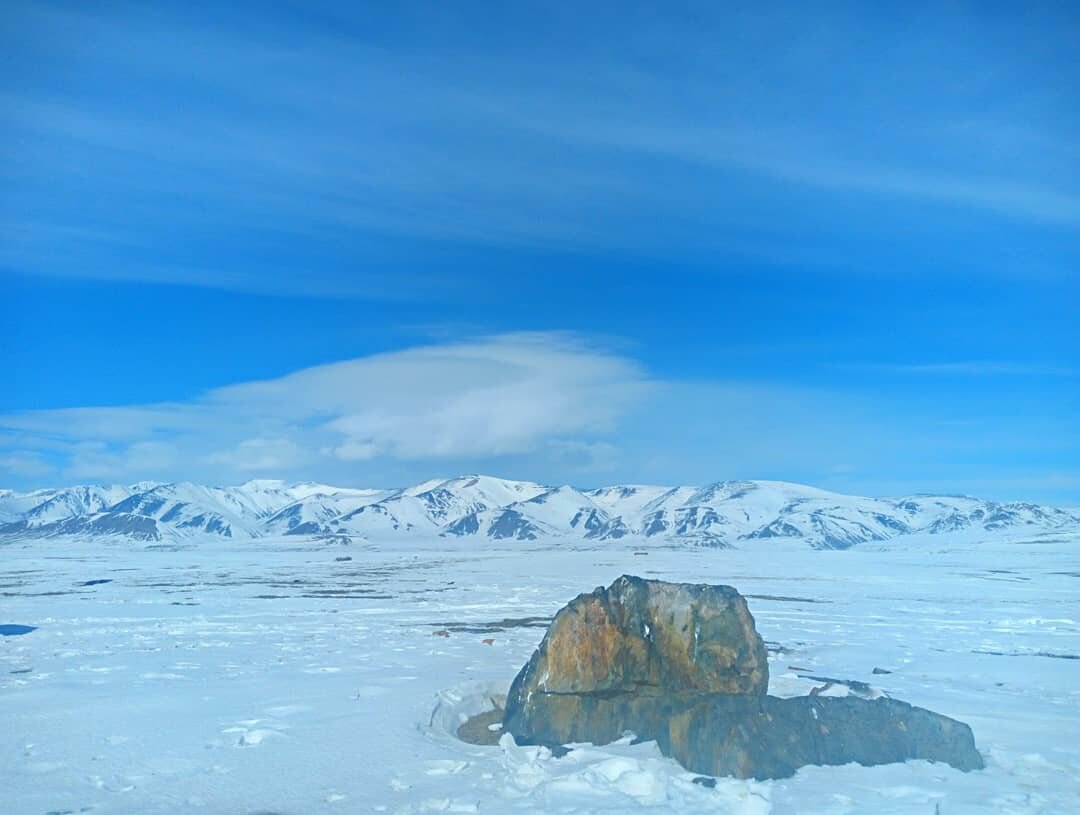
[{"left": 1, "top": 476, "right": 1077, "bottom": 547}]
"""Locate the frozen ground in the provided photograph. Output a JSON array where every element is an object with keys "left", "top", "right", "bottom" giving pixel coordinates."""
[{"left": 2, "top": 530, "right": 1078, "bottom": 814}]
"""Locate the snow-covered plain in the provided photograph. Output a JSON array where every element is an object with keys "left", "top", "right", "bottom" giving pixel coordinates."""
[{"left": 2, "top": 528, "right": 1078, "bottom": 814}]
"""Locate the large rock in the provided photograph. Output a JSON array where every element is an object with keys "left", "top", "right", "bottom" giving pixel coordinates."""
[
  {"left": 505, "top": 575, "right": 768, "bottom": 704},
  {"left": 508, "top": 690, "right": 984, "bottom": 779},
  {"left": 503, "top": 576, "right": 984, "bottom": 779}
]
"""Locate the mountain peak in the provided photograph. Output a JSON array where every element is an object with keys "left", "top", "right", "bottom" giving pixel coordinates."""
[{"left": 2, "top": 476, "right": 1076, "bottom": 548}]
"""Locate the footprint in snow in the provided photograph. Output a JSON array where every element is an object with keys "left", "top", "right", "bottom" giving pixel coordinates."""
[
  {"left": 418, "top": 798, "right": 478, "bottom": 813},
  {"left": 424, "top": 759, "right": 470, "bottom": 776},
  {"left": 234, "top": 729, "right": 285, "bottom": 747},
  {"left": 352, "top": 686, "right": 390, "bottom": 699},
  {"left": 221, "top": 719, "right": 288, "bottom": 747},
  {"left": 25, "top": 760, "right": 67, "bottom": 774},
  {"left": 264, "top": 704, "right": 312, "bottom": 717},
  {"left": 88, "top": 773, "right": 136, "bottom": 792}
]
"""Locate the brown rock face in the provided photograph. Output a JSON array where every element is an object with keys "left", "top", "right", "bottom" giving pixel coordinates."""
[{"left": 506, "top": 575, "right": 768, "bottom": 707}]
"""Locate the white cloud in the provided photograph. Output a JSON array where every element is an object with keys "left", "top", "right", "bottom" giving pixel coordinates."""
[
  {"left": 207, "top": 437, "right": 311, "bottom": 472},
  {"left": 0, "top": 451, "right": 55, "bottom": 479},
  {"left": 2, "top": 334, "right": 1075, "bottom": 504},
  {"left": 65, "top": 440, "right": 180, "bottom": 481},
  {"left": 0, "top": 333, "right": 648, "bottom": 483},
  {"left": 545, "top": 440, "right": 620, "bottom": 473}
]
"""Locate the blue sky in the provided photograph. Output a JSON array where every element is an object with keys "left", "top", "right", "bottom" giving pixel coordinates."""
[{"left": 2, "top": 1, "right": 1078, "bottom": 501}]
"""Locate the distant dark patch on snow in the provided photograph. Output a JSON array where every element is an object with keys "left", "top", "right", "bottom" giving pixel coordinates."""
[
  {"left": 444, "top": 512, "right": 481, "bottom": 536},
  {"left": 745, "top": 520, "right": 802, "bottom": 540},
  {"left": 300, "top": 595, "right": 393, "bottom": 604},
  {"left": 178, "top": 513, "right": 232, "bottom": 536},
  {"left": 2, "top": 590, "right": 81, "bottom": 597},
  {"left": 763, "top": 640, "right": 792, "bottom": 655},
  {"left": 795, "top": 673, "right": 875, "bottom": 695},
  {"left": 594, "top": 518, "right": 630, "bottom": 539},
  {"left": 430, "top": 616, "right": 552, "bottom": 634},
  {"left": 111, "top": 493, "right": 167, "bottom": 515},
  {"left": 159, "top": 503, "right": 186, "bottom": 522},
  {"left": 301, "top": 593, "right": 397, "bottom": 600},
  {"left": 678, "top": 533, "right": 733, "bottom": 549},
  {"left": 642, "top": 511, "right": 668, "bottom": 536},
  {"left": 487, "top": 510, "right": 542, "bottom": 540},
  {"left": 570, "top": 508, "right": 608, "bottom": 534},
  {"left": 285, "top": 521, "right": 325, "bottom": 536},
  {"left": 673, "top": 506, "right": 727, "bottom": 537},
  {"left": 79, "top": 578, "right": 112, "bottom": 586},
  {"left": 0, "top": 624, "right": 37, "bottom": 636},
  {"left": 973, "top": 649, "right": 1080, "bottom": 660},
  {"left": 872, "top": 513, "right": 910, "bottom": 533},
  {"left": 960, "top": 571, "right": 1032, "bottom": 582},
  {"left": 745, "top": 593, "right": 830, "bottom": 604}
]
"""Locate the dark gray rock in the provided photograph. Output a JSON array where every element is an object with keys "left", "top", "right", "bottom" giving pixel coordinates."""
[
  {"left": 503, "top": 576, "right": 984, "bottom": 779},
  {"left": 508, "top": 690, "right": 984, "bottom": 779}
]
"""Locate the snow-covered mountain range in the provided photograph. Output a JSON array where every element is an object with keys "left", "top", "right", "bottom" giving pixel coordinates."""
[{"left": 2, "top": 476, "right": 1077, "bottom": 548}]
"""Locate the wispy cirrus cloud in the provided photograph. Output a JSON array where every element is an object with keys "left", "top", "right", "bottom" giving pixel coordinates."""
[
  {"left": 901, "top": 362, "right": 1076, "bottom": 377},
  {"left": 837, "top": 361, "right": 1077, "bottom": 377},
  {"left": 516, "top": 117, "right": 1080, "bottom": 228},
  {"left": 0, "top": 451, "right": 54, "bottom": 479},
  {"left": 3, "top": 1, "right": 1077, "bottom": 297}
]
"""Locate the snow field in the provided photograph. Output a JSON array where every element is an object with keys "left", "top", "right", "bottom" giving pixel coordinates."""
[{"left": 1, "top": 530, "right": 1078, "bottom": 813}]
